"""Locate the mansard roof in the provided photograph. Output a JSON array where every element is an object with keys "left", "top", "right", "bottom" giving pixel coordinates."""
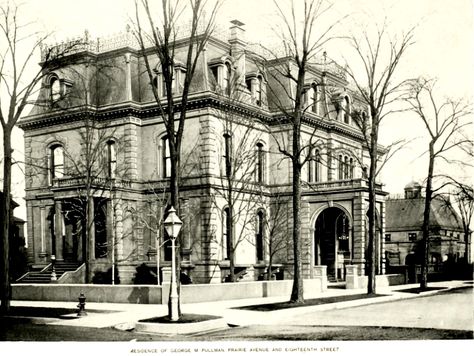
[{"left": 386, "top": 197, "right": 463, "bottom": 232}]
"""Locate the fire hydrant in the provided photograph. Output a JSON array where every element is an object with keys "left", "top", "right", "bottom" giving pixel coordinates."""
[{"left": 77, "top": 292, "right": 87, "bottom": 317}]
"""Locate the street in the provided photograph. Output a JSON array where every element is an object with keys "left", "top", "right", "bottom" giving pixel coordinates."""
[
  {"left": 1, "top": 286, "right": 472, "bottom": 341},
  {"left": 278, "top": 286, "right": 474, "bottom": 331}
]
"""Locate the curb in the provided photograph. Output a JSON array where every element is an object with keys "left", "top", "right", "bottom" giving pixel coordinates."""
[{"left": 134, "top": 317, "right": 229, "bottom": 335}]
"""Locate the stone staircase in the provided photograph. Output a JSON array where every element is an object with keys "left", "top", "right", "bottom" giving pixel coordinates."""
[{"left": 16, "top": 261, "right": 83, "bottom": 284}]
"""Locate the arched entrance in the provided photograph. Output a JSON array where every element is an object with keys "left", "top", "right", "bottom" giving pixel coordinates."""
[{"left": 314, "top": 207, "right": 351, "bottom": 281}]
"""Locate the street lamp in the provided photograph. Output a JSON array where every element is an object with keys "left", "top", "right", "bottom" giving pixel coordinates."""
[{"left": 163, "top": 206, "right": 182, "bottom": 321}]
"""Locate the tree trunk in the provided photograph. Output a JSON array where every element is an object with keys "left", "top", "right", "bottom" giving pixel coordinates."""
[
  {"left": 290, "top": 120, "right": 304, "bottom": 303},
  {"left": 420, "top": 144, "right": 435, "bottom": 290},
  {"left": 1, "top": 127, "right": 12, "bottom": 314},
  {"left": 367, "top": 118, "right": 379, "bottom": 295}
]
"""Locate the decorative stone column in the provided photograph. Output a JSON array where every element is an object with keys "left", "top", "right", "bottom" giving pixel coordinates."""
[
  {"left": 313, "top": 265, "right": 327, "bottom": 291},
  {"left": 345, "top": 265, "right": 359, "bottom": 289},
  {"left": 54, "top": 200, "right": 64, "bottom": 260},
  {"left": 352, "top": 192, "right": 367, "bottom": 275}
]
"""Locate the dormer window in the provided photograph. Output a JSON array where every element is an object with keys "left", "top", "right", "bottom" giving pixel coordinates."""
[
  {"left": 50, "top": 77, "right": 62, "bottom": 102},
  {"left": 48, "top": 74, "right": 72, "bottom": 105},
  {"left": 224, "top": 62, "right": 232, "bottom": 96},
  {"left": 303, "top": 83, "right": 320, "bottom": 114},
  {"left": 342, "top": 96, "right": 351, "bottom": 124},
  {"left": 153, "top": 63, "right": 185, "bottom": 97},
  {"left": 246, "top": 73, "right": 265, "bottom": 106},
  {"left": 209, "top": 60, "right": 233, "bottom": 96}
]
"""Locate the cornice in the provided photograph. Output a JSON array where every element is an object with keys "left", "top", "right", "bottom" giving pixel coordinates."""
[{"left": 18, "top": 94, "right": 366, "bottom": 143}]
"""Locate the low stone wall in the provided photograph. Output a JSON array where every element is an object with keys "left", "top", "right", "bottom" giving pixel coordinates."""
[
  {"left": 12, "top": 284, "right": 163, "bottom": 304},
  {"left": 12, "top": 277, "right": 325, "bottom": 304}
]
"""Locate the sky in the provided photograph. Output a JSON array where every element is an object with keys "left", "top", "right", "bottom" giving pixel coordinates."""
[{"left": 3, "top": 0, "right": 474, "bottom": 219}]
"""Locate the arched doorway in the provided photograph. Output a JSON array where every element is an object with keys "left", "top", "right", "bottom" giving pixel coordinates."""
[{"left": 314, "top": 207, "right": 351, "bottom": 281}]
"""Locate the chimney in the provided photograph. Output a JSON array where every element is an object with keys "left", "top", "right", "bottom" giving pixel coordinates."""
[
  {"left": 229, "top": 19, "right": 246, "bottom": 54},
  {"left": 229, "top": 20, "right": 247, "bottom": 87}
]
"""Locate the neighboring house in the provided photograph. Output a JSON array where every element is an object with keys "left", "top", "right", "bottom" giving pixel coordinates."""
[
  {"left": 0, "top": 191, "right": 27, "bottom": 280},
  {"left": 385, "top": 181, "right": 468, "bottom": 274},
  {"left": 18, "top": 21, "right": 387, "bottom": 284}
]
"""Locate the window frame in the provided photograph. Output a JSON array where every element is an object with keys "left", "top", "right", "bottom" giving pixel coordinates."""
[
  {"left": 223, "top": 207, "right": 231, "bottom": 260},
  {"left": 50, "top": 144, "right": 64, "bottom": 182},
  {"left": 161, "top": 136, "right": 171, "bottom": 178},
  {"left": 107, "top": 140, "right": 117, "bottom": 179},
  {"left": 256, "top": 210, "right": 265, "bottom": 262},
  {"left": 256, "top": 142, "right": 265, "bottom": 183}
]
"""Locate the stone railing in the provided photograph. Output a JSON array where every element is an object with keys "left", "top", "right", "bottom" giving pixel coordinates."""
[
  {"left": 52, "top": 176, "right": 132, "bottom": 189},
  {"left": 307, "top": 178, "right": 383, "bottom": 191},
  {"left": 41, "top": 23, "right": 231, "bottom": 61}
]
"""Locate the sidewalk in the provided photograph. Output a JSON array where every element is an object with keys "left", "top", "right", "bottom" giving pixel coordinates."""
[{"left": 9, "top": 280, "right": 471, "bottom": 330}]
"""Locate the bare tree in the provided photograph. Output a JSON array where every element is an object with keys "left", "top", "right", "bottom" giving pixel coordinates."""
[
  {"left": 134, "top": 0, "right": 220, "bottom": 210},
  {"left": 260, "top": 189, "right": 288, "bottom": 281},
  {"left": 255, "top": 0, "right": 341, "bottom": 304},
  {"left": 345, "top": 23, "right": 414, "bottom": 294},
  {"left": 0, "top": 2, "right": 80, "bottom": 313},
  {"left": 405, "top": 78, "right": 472, "bottom": 289},
  {"left": 213, "top": 111, "right": 263, "bottom": 282}
]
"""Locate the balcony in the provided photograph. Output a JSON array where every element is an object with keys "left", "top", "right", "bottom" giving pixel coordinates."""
[
  {"left": 51, "top": 176, "right": 132, "bottom": 189},
  {"left": 306, "top": 178, "right": 384, "bottom": 192}
]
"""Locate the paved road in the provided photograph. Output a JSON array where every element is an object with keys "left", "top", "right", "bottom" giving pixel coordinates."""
[{"left": 279, "top": 286, "right": 474, "bottom": 331}]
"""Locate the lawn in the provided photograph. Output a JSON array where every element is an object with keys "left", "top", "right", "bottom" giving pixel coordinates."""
[{"left": 235, "top": 293, "right": 386, "bottom": 311}]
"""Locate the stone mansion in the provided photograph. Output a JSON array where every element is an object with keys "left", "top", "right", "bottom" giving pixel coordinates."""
[{"left": 18, "top": 21, "right": 387, "bottom": 284}]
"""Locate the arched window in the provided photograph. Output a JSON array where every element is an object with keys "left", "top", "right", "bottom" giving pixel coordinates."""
[
  {"left": 308, "top": 149, "right": 321, "bottom": 183},
  {"left": 107, "top": 140, "right": 117, "bottom": 178},
  {"left": 223, "top": 207, "right": 231, "bottom": 260},
  {"left": 256, "top": 76, "right": 263, "bottom": 106},
  {"left": 338, "top": 154, "right": 343, "bottom": 180},
  {"left": 349, "top": 158, "right": 354, "bottom": 179},
  {"left": 344, "top": 156, "right": 349, "bottom": 179},
  {"left": 161, "top": 136, "right": 171, "bottom": 178},
  {"left": 311, "top": 84, "right": 319, "bottom": 114},
  {"left": 50, "top": 76, "right": 62, "bottom": 102},
  {"left": 256, "top": 210, "right": 265, "bottom": 261},
  {"left": 223, "top": 133, "right": 232, "bottom": 177},
  {"left": 50, "top": 145, "right": 64, "bottom": 181},
  {"left": 343, "top": 96, "right": 351, "bottom": 124},
  {"left": 224, "top": 62, "right": 232, "bottom": 96},
  {"left": 256, "top": 142, "right": 265, "bottom": 183}
]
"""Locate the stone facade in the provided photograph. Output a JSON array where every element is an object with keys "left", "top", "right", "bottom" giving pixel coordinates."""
[{"left": 19, "top": 21, "right": 387, "bottom": 284}]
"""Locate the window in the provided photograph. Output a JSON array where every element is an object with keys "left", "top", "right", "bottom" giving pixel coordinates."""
[
  {"left": 223, "top": 133, "right": 232, "bottom": 177},
  {"left": 256, "top": 142, "right": 265, "bottom": 183},
  {"left": 256, "top": 210, "right": 265, "bottom": 261},
  {"left": 256, "top": 76, "right": 263, "bottom": 106},
  {"left": 50, "top": 77, "right": 62, "bottom": 102},
  {"left": 385, "top": 234, "right": 391, "bottom": 242},
  {"left": 161, "top": 136, "right": 171, "bottom": 178},
  {"left": 338, "top": 154, "right": 343, "bottom": 180},
  {"left": 308, "top": 149, "right": 321, "bottom": 183},
  {"left": 107, "top": 140, "right": 116, "bottom": 178},
  {"left": 50, "top": 145, "right": 64, "bottom": 181},
  {"left": 343, "top": 96, "right": 350, "bottom": 124},
  {"left": 344, "top": 156, "right": 349, "bottom": 179},
  {"left": 224, "top": 63, "right": 232, "bottom": 96},
  {"left": 223, "top": 207, "right": 231, "bottom": 260},
  {"left": 311, "top": 85, "right": 319, "bottom": 114},
  {"left": 408, "top": 232, "right": 417, "bottom": 241},
  {"left": 349, "top": 158, "right": 354, "bottom": 179}
]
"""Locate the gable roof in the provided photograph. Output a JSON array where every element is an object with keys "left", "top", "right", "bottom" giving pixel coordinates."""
[{"left": 386, "top": 197, "right": 463, "bottom": 232}]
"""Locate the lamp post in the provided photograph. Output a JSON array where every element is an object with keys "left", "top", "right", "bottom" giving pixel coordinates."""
[{"left": 163, "top": 206, "right": 182, "bottom": 321}]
